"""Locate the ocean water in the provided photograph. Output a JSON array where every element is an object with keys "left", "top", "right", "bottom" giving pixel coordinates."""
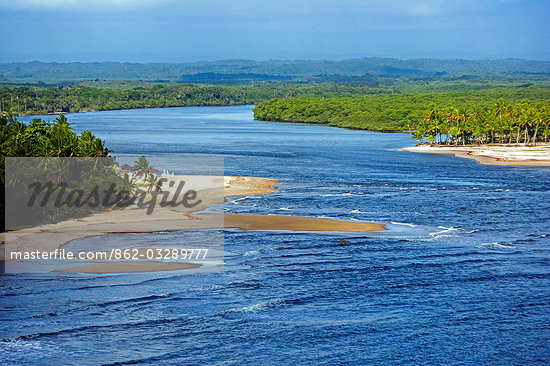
[{"left": 3, "top": 105, "right": 549, "bottom": 365}]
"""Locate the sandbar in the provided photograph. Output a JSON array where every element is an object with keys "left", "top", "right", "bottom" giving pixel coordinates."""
[{"left": 2, "top": 175, "right": 385, "bottom": 273}]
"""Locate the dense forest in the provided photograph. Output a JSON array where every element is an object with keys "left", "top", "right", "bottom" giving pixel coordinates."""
[
  {"left": 0, "top": 83, "right": 387, "bottom": 115},
  {"left": 2, "top": 77, "right": 550, "bottom": 117},
  {"left": 415, "top": 99, "right": 549, "bottom": 145},
  {"left": 2, "top": 58, "right": 549, "bottom": 81},
  {"left": 253, "top": 87, "right": 550, "bottom": 132}
]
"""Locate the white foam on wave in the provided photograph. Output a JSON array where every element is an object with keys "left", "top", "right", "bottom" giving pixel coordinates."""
[
  {"left": 244, "top": 250, "right": 260, "bottom": 256},
  {"left": 478, "top": 242, "right": 514, "bottom": 249},
  {"left": 320, "top": 192, "right": 355, "bottom": 197},
  {"left": 427, "top": 234, "right": 453, "bottom": 241},
  {"left": 277, "top": 207, "right": 291, "bottom": 211},
  {"left": 0, "top": 339, "right": 45, "bottom": 353},
  {"left": 230, "top": 196, "right": 250, "bottom": 205},
  {"left": 430, "top": 226, "right": 461, "bottom": 236},
  {"left": 316, "top": 215, "right": 341, "bottom": 220},
  {"left": 390, "top": 221, "right": 417, "bottom": 228},
  {"left": 221, "top": 301, "right": 280, "bottom": 314},
  {"left": 350, "top": 209, "right": 370, "bottom": 214}
]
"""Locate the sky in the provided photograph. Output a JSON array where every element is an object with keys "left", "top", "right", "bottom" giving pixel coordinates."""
[{"left": 0, "top": 0, "right": 549, "bottom": 62}]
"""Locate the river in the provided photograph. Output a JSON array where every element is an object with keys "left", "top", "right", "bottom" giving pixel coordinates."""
[{"left": 2, "top": 105, "right": 549, "bottom": 364}]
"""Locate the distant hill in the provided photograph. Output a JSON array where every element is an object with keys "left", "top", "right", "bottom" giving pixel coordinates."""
[{"left": 1, "top": 58, "right": 549, "bottom": 82}]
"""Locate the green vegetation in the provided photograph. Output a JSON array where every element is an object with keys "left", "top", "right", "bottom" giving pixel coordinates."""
[
  {"left": 3, "top": 58, "right": 550, "bottom": 117},
  {"left": 1, "top": 114, "right": 110, "bottom": 167},
  {"left": 2, "top": 58, "right": 549, "bottom": 82},
  {"left": 414, "top": 99, "right": 549, "bottom": 145},
  {"left": 2, "top": 58, "right": 550, "bottom": 145},
  {"left": 1, "top": 114, "right": 115, "bottom": 229},
  {"left": 0, "top": 83, "right": 386, "bottom": 115},
  {"left": 253, "top": 87, "right": 550, "bottom": 132}
]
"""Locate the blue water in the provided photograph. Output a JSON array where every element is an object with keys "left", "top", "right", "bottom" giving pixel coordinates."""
[{"left": 3, "top": 105, "right": 549, "bottom": 365}]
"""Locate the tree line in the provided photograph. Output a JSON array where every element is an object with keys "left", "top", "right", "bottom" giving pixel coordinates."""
[
  {"left": 253, "top": 87, "right": 550, "bottom": 132},
  {"left": 0, "top": 83, "right": 386, "bottom": 115},
  {"left": 414, "top": 99, "right": 550, "bottom": 145}
]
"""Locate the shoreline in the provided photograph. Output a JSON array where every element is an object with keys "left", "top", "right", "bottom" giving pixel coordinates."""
[
  {"left": 2, "top": 176, "right": 385, "bottom": 273},
  {"left": 256, "top": 118, "right": 408, "bottom": 133},
  {"left": 400, "top": 143, "right": 550, "bottom": 166},
  {"left": 14, "top": 105, "right": 407, "bottom": 133},
  {"left": 12, "top": 103, "right": 256, "bottom": 117}
]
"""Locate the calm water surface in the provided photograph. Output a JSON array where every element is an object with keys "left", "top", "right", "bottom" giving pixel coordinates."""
[{"left": 2, "top": 105, "right": 549, "bottom": 364}]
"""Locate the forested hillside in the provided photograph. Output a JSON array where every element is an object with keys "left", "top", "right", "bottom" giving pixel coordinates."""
[{"left": 2, "top": 58, "right": 549, "bottom": 82}]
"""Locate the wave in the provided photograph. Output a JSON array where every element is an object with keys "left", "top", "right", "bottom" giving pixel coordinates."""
[
  {"left": 429, "top": 226, "right": 461, "bottom": 236},
  {"left": 1, "top": 317, "right": 188, "bottom": 343},
  {"left": 390, "top": 221, "right": 417, "bottom": 228},
  {"left": 31, "top": 313, "right": 56, "bottom": 319},
  {"left": 97, "top": 293, "right": 173, "bottom": 308},
  {"left": 478, "top": 242, "right": 514, "bottom": 249},
  {"left": 223, "top": 302, "right": 274, "bottom": 313},
  {"left": 218, "top": 298, "right": 307, "bottom": 315},
  {"left": 0, "top": 339, "right": 45, "bottom": 352},
  {"left": 277, "top": 207, "right": 291, "bottom": 211},
  {"left": 320, "top": 192, "right": 355, "bottom": 197},
  {"left": 206, "top": 280, "right": 263, "bottom": 291},
  {"left": 230, "top": 196, "right": 250, "bottom": 205},
  {"left": 426, "top": 234, "right": 454, "bottom": 241}
]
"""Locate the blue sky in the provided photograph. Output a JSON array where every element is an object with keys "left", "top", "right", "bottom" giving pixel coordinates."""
[{"left": 0, "top": 0, "right": 549, "bottom": 62}]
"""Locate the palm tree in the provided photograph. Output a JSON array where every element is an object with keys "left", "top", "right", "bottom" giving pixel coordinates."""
[
  {"left": 120, "top": 172, "right": 139, "bottom": 197},
  {"left": 413, "top": 120, "right": 427, "bottom": 144},
  {"left": 425, "top": 103, "right": 439, "bottom": 144},
  {"left": 145, "top": 173, "right": 163, "bottom": 193},
  {"left": 494, "top": 98, "right": 508, "bottom": 133},
  {"left": 133, "top": 155, "right": 152, "bottom": 179},
  {"left": 542, "top": 106, "right": 550, "bottom": 142},
  {"left": 502, "top": 113, "right": 515, "bottom": 144},
  {"left": 448, "top": 124, "right": 461, "bottom": 145},
  {"left": 504, "top": 104, "right": 519, "bottom": 143},
  {"left": 418, "top": 99, "right": 548, "bottom": 146},
  {"left": 517, "top": 100, "right": 532, "bottom": 144},
  {"left": 531, "top": 107, "right": 543, "bottom": 145}
]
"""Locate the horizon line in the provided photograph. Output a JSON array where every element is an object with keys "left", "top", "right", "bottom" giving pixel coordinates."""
[{"left": 2, "top": 56, "right": 550, "bottom": 65}]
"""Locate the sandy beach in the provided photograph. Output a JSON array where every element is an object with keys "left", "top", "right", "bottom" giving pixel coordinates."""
[
  {"left": 401, "top": 143, "right": 550, "bottom": 166},
  {"left": 2, "top": 175, "right": 384, "bottom": 273}
]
